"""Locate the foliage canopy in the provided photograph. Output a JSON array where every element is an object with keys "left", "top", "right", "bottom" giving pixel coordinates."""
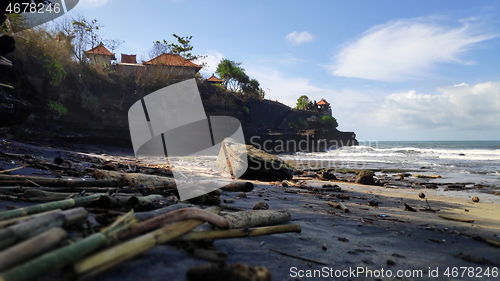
[{"left": 295, "top": 95, "right": 309, "bottom": 110}]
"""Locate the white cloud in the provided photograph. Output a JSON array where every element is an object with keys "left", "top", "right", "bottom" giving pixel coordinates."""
[
  {"left": 79, "top": 0, "right": 112, "bottom": 8},
  {"left": 247, "top": 66, "right": 371, "bottom": 108},
  {"left": 366, "top": 82, "right": 500, "bottom": 130},
  {"left": 329, "top": 18, "right": 496, "bottom": 81},
  {"left": 197, "top": 50, "right": 223, "bottom": 77},
  {"left": 285, "top": 31, "right": 313, "bottom": 45}
]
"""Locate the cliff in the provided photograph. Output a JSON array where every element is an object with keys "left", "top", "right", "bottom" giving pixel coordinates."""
[{"left": 0, "top": 38, "right": 357, "bottom": 153}]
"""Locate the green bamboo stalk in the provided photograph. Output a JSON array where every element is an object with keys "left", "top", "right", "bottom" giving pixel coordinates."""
[
  {"left": 0, "top": 212, "right": 136, "bottom": 281},
  {"left": 0, "top": 193, "right": 104, "bottom": 221},
  {"left": 0, "top": 208, "right": 88, "bottom": 250},
  {"left": 23, "top": 190, "right": 78, "bottom": 199},
  {"left": 0, "top": 177, "right": 119, "bottom": 187},
  {"left": 120, "top": 207, "right": 229, "bottom": 240},
  {"left": 0, "top": 209, "right": 61, "bottom": 229},
  {"left": 73, "top": 207, "right": 220, "bottom": 278},
  {"left": 0, "top": 227, "right": 67, "bottom": 271}
]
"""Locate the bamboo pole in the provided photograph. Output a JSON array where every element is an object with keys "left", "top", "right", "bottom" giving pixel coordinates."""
[
  {"left": 327, "top": 202, "right": 349, "bottom": 213},
  {"left": 0, "top": 166, "right": 25, "bottom": 174},
  {"left": 127, "top": 194, "right": 164, "bottom": 206},
  {"left": 133, "top": 203, "right": 193, "bottom": 221},
  {"left": 23, "top": 190, "right": 78, "bottom": 199},
  {"left": 174, "top": 224, "right": 301, "bottom": 241},
  {"left": 0, "top": 208, "right": 87, "bottom": 250},
  {"left": 0, "top": 194, "right": 103, "bottom": 221},
  {"left": 222, "top": 210, "right": 292, "bottom": 229},
  {"left": 0, "top": 176, "right": 119, "bottom": 188},
  {"left": 0, "top": 212, "right": 136, "bottom": 281},
  {"left": 0, "top": 227, "right": 67, "bottom": 271},
  {"left": 73, "top": 207, "right": 220, "bottom": 279},
  {"left": 121, "top": 208, "right": 229, "bottom": 240},
  {"left": 0, "top": 209, "right": 61, "bottom": 229}
]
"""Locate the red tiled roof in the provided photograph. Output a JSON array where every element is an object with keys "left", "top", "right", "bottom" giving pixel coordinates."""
[
  {"left": 84, "top": 45, "right": 114, "bottom": 56},
  {"left": 121, "top": 54, "right": 137, "bottom": 64},
  {"left": 207, "top": 74, "right": 223, "bottom": 83},
  {"left": 317, "top": 99, "right": 330, "bottom": 106},
  {"left": 144, "top": 53, "right": 202, "bottom": 69}
]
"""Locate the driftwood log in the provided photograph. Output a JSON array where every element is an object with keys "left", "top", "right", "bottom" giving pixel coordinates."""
[
  {"left": 93, "top": 170, "right": 176, "bottom": 189},
  {"left": 222, "top": 210, "right": 292, "bottom": 229},
  {"left": 216, "top": 138, "right": 294, "bottom": 180},
  {"left": 196, "top": 180, "right": 254, "bottom": 193}
]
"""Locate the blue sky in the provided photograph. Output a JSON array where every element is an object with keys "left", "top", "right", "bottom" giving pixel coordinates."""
[{"left": 66, "top": 0, "right": 499, "bottom": 141}]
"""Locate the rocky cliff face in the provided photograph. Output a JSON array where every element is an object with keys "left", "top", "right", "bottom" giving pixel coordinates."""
[{"left": 2, "top": 48, "right": 357, "bottom": 152}]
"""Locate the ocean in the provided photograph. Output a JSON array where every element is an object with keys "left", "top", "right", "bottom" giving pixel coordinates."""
[{"left": 283, "top": 141, "right": 500, "bottom": 188}]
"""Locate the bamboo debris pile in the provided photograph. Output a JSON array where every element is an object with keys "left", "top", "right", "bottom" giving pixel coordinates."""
[{"left": 0, "top": 152, "right": 300, "bottom": 280}]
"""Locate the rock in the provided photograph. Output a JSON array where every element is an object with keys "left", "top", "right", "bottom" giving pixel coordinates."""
[
  {"left": 223, "top": 199, "right": 235, "bottom": 204},
  {"left": 0, "top": 35, "right": 15, "bottom": 56},
  {"left": 316, "top": 169, "right": 337, "bottom": 181},
  {"left": 216, "top": 138, "right": 294, "bottom": 181},
  {"left": 0, "top": 90, "right": 32, "bottom": 127},
  {"left": 186, "top": 262, "right": 272, "bottom": 281},
  {"left": 422, "top": 183, "right": 438, "bottom": 189},
  {"left": 281, "top": 180, "right": 289, "bottom": 187},
  {"left": 386, "top": 259, "right": 396, "bottom": 265},
  {"left": 253, "top": 202, "right": 269, "bottom": 210},
  {"left": 60, "top": 160, "right": 73, "bottom": 169},
  {"left": 368, "top": 198, "right": 379, "bottom": 206},
  {"left": 472, "top": 196, "right": 479, "bottom": 203},
  {"left": 419, "top": 193, "right": 425, "bottom": 199},
  {"left": 355, "top": 170, "right": 375, "bottom": 185},
  {"left": 322, "top": 244, "right": 327, "bottom": 250},
  {"left": 446, "top": 184, "right": 463, "bottom": 190},
  {"left": 237, "top": 192, "right": 247, "bottom": 199},
  {"left": 53, "top": 157, "right": 64, "bottom": 165},
  {"left": 102, "top": 162, "right": 120, "bottom": 171}
]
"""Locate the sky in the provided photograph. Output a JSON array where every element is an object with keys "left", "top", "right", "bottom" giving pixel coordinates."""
[{"left": 62, "top": 0, "right": 499, "bottom": 141}]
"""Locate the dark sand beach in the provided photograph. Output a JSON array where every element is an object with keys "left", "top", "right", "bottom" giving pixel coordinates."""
[{"left": 0, "top": 138, "right": 499, "bottom": 281}]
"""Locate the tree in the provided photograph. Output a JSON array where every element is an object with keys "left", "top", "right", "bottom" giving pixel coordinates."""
[
  {"left": 296, "top": 95, "right": 310, "bottom": 110},
  {"left": 71, "top": 16, "right": 103, "bottom": 62},
  {"left": 241, "top": 78, "right": 265, "bottom": 100},
  {"left": 149, "top": 39, "right": 171, "bottom": 60},
  {"left": 320, "top": 116, "right": 338, "bottom": 128},
  {"left": 105, "top": 38, "right": 125, "bottom": 54},
  {"left": 149, "top": 35, "right": 206, "bottom": 62},
  {"left": 216, "top": 59, "right": 249, "bottom": 91},
  {"left": 169, "top": 34, "right": 206, "bottom": 62}
]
